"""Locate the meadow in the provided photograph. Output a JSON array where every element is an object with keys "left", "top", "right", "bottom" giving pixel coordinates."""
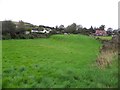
[
  {"left": 95, "top": 36, "right": 112, "bottom": 40},
  {"left": 2, "top": 34, "right": 118, "bottom": 88}
]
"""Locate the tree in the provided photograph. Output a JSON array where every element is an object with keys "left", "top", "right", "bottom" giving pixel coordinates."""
[
  {"left": 59, "top": 25, "right": 65, "bottom": 29},
  {"left": 89, "top": 26, "right": 95, "bottom": 33},
  {"left": 2, "top": 20, "right": 16, "bottom": 34},
  {"left": 82, "top": 27, "right": 90, "bottom": 35},
  {"left": 107, "top": 28, "right": 113, "bottom": 36},
  {"left": 75, "top": 25, "right": 83, "bottom": 34},
  {"left": 76, "top": 25, "right": 83, "bottom": 30},
  {"left": 56, "top": 25, "right": 65, "bottom": 33},
  {"left": 2, "top": 20, "right": 17, "bottom": 39},
  {"left": 55, "top": 25, "right": 58, "bottom": 30},
  {"left": 16, "top": 20, "right": 26, "bottom": 33},
  {"left": 99, "top": 25, "right": 105, "bottom": 30},
  {"left": 65, "top": 23, "right": 77, "bottom": 33},
  {"left": 38, "top": 26, "right": 44, "bottom": 31}
]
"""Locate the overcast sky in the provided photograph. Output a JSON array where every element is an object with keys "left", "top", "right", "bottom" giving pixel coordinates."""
[{"left": 0, "top": 0, "right": 119, "bottom": 30}]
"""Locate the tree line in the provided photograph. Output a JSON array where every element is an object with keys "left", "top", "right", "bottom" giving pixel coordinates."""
[{"left": 1, "top": 20, "right": 118, "bottom": 39}]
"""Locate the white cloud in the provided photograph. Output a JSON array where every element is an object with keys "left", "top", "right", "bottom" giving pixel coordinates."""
[{"left": 0, "top": 0, "right": 119, "bottom": 29}]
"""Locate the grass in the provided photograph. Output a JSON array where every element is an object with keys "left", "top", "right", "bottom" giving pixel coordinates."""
[
  {"left": 2, "top": 34, "right": 118, "bottom": 88},
  {"left": 95, "top": 36, "right": 112, "bottom": 40}
]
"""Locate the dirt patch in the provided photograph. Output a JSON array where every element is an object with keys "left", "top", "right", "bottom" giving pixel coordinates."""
[{"left": 96, "top": 35, "right": 119, "bottom": 68}]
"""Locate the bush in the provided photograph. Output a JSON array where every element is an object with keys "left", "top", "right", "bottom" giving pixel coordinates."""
[
  {"left": 2, "top": 32, "right": 51, "bottom": 40},
  {"left": 2, "top": 34, "right": 11, "bottom": 40}
]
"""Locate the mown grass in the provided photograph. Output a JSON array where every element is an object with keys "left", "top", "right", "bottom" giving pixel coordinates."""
[{"left": 2, "top": 34, "right": 118, "bottom": 88}]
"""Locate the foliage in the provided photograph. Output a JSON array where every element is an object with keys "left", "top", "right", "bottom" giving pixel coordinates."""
[
  {"left": 89, "top": 26, "right": 95, "bottom": 33},
  {"left": 2, "top": 20, "right": 50, "bottom": 39},
  {"left": 16, "top": 20, "right": 26, "bottom": 33},
  {"left": 2, "top": 21, "right": 16, "bottom": 39},
  {"left": 2, "top": 20, "right": 16, "bottom": 35},
  {"left": 106, "top": 28, "right": 113, "bottom": 36},
  {"left": 65, "top": 23, "right": 77, "bottom": 33},
  {"left": 2, "top": 20, "right": 117, "bottom": 40},
  {"left": 38, "top": 26, "right": 44, "bottom": 31},
  {"left": 99, "top": 25, "right": 105, "bottom": 30}
]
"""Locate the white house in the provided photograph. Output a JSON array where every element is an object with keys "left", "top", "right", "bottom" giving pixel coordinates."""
[
  {"left": 31, "top": 28, "right": 51, "bottom": 34},
  {"left": 39, "top": 29, "right": 51, "bottom": 34},
  {"left": 31, "top": 30, "right": 39, "bottom": 33},
  {"left": 25, "top": 31, "right": 30, "bottom": 34}
]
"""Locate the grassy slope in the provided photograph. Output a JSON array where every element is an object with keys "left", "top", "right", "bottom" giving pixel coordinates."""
[
  {"left": 2, "top": 34, "right": 118, "bottom": 88},
  {"left": 95, "top": 36, "right": 112, "bottom": 40}
]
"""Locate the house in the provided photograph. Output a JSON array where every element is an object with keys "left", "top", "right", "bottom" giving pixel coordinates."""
[
  {"left": 39, "top": 29, "right": 50, "bottom": 34},
  {"left": 31, "top": 28, "right": 51, "bottom": 34},
  {"left": 64, "top": 33, "right": 68, "bottom": 35},
  {"left": 95, "top": 29, "right": 106, "bottom": 36},
  {"left": 24, "top": 31, "right": 30, "bottom": 34},
  {"left": 31, "top": 29, "right": 39, "bottom": 33}
]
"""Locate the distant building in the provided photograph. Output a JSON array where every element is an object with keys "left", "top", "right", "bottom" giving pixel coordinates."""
[
  {"left": 24, "top": 31, "right": 30, "bottom": 34},
  {"left": 31, "top": 29, "right": 39, "bottom": 33},
  {"left": 39, "top": 29, "right": 50, "bottom": 34},
  {"left": 95, "top": 29, "right": 106, "bottom": 36},
  {"left": 31, "top": 28, "right": 51, "bottom": 34}
]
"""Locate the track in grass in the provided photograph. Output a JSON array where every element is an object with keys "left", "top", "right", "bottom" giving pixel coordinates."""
[{"left": 2, "top": 34, "right": 118, "bottom": 88}]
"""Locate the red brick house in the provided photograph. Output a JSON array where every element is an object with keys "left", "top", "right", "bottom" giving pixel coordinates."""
[{"left": 95, "top": 29, "right": 106, "bottom": 36}]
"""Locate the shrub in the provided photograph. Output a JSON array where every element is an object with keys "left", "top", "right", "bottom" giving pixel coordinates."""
[{"left": 2, "top": 34, "right": 11, "bottom": 40}]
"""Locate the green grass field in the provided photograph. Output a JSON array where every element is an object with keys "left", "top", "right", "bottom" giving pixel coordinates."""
[
  {"left": 95, "top": 36, "right": 112, "bottom": 40},
  {"left": 2, "top": 34, "right": 118, "bottom": 88}
]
